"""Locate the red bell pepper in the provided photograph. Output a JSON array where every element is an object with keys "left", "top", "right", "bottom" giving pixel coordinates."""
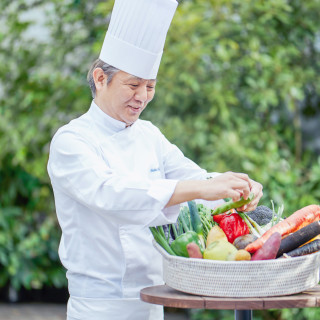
[{"left": 213, "top": 211, "right": 250, "bottom": 243}]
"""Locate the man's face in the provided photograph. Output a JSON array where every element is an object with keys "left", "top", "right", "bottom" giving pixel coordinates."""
[{"left": 95, "top": 70, "right": 156, "bottom": 126}]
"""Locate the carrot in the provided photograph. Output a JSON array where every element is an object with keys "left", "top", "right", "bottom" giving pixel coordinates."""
[
  {"left": 280, "top": 239, "right": 320, "bottom": 258},
  {"left": 245, "top": 204, "right": 320, "bottom": 253},
  {"left": 304, "top": 234, "right": 320, "bottom": 245},
  {"left": 276, "top": 221, "right": 320, "bottom": 257}
]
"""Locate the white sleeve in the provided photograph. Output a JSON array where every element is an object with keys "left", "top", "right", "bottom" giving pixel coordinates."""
[
  {"left": 47, "top": 130, "right": 178, "bottom": 226},
  {"left": 158, "top": 131, "right": 223, "bottom": 210},
  {"left": 159, "top": 132, "right": 221, "bottom": 180}
]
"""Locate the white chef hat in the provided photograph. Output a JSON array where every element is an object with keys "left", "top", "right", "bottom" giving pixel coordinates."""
[{"left": 99, "top": 0, "right": 178, "bottom": 79}]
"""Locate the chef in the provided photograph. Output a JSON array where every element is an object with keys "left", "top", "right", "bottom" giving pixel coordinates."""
[{"left": 47, "top": 0, "right": 263, "bottom": 319}]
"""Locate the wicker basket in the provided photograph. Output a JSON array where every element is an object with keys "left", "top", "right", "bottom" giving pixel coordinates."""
[{"left": 153, "top": 241, "right": 320, "bottom": 297}]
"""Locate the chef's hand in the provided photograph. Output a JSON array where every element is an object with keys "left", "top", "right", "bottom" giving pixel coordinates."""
[
  {"left": 201, "top": 171, "right": 251, "bottom": 201},
  {"left": 201, "top": 172, "right": 263, "bottom": 211},
  {"left": 165, "top": 171, "right": 263, "bottom": 208},
  {"left": 237, "top": 178, "right": 263, "bottom": 212}
]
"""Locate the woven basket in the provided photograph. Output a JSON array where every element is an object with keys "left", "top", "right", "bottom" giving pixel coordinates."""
[{"left": 154, "top": 241, "right": 320, "bottom": 297}]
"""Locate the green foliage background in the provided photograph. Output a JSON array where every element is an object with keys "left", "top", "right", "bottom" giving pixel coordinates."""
[{"left": 1, "top": 0, "right": 320, "bottom": 318}]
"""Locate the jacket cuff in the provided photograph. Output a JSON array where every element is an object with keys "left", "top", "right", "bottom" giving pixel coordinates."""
[
  {"left": 147, "top": 179, "right": 178, "bottom": 208},
  {"left": 206, "top": 172, "right": 221, "bottom": 179}
]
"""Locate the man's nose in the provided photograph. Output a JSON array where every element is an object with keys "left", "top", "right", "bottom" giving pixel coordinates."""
[{"left": 134, "top": 86, "right": 148, "bottom": 103}]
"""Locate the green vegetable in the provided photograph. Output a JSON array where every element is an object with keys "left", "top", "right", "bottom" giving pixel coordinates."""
[
  {"left": 150, "top": 226, "right": 176, "bottom": 256},
  {"left": 212, "top": 193, "right": 254, "bottom": 216},
  {"left": 177, "top": 206, "right": 192, "bottom": 234},
  {"left": 171, "top": 223, "right": 179, "bottom": 239},
  {"left": 197, "top": 204, "right": 216, "bottom": 242},
  {"left": 247, "top": 205, "right": 274, "bottom": 226},
  {"left": 170, "top": 231, "right": 202, "bottom": 257},
  {"left": 260, "top": 202, "right": 284, "bottom": 232},
  {"left": 239, "top": 213, "right": 265, "bottom": 237},
  {"left": 270, "top": 201, "right": 284, "bottom": 227},
  {"left": 188, "top": 200, "right": 205, "bottom": 250},
  {"left": 150, "top": 203, "right": 216, "bottom": 256}
]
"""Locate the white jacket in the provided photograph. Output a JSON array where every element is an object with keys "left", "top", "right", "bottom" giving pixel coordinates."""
[{"left": 47, "top": 101, "right": 214, "bottom": 320}]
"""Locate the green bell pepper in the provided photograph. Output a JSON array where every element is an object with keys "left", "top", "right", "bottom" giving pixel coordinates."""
[{"left": 170, "top": 230, "right": 202, "bottom": 257}]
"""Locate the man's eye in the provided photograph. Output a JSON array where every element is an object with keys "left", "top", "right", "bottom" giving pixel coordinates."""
[
  {"left": 130, "top": 84, "right": 138, "bottom": 87},
  {"left": 147, "top": 86, "right": 155, "bottom": 89}
]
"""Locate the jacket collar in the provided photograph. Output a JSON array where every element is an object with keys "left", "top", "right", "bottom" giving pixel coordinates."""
[{"left": 88, "top": 100, "right": 128, "bottom": 133}]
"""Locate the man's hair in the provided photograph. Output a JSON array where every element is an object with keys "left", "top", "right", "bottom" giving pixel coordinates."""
[{"left": 87, "top": 59, "right": 120, "bottom": 98}]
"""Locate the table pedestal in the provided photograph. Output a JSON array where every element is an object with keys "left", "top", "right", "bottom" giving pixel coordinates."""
[
  {"left": 235, "top": 310, "right": 252, "bottom": 320},
  {"left": 140, "top": 284, "right": 320, "bottom": 320}
]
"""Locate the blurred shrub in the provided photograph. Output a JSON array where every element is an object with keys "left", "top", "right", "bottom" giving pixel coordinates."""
[
  {"left": 191, "top": 308, "right": 320, "bottom": 320},
  {"left": 0, "top": 1, "right": 320, "bottom": 315},
  {"left": 0, "top": 159, "right": 64, "bottom": 291},
  {"left": 146, "top": 0, "right": 320, "bottom": 216},
  {"left": 0, "top": 0, "right": 101, "bottom": 292}
]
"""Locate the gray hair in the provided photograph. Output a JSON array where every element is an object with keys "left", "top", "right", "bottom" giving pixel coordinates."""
[{"left": 87, "top": 59, "right": 120, "bottom": 98}]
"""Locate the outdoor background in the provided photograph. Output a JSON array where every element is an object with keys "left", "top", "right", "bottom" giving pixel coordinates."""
[{"left": 1, "top": 0, "right": 320, "bottom": 319}]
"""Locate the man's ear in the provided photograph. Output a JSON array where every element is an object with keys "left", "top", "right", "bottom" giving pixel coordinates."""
[{"left": 93, "top": 68, "right": 108, "bottom": 91}]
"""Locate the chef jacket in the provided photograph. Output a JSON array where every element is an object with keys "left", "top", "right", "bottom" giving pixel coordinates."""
[{"left": 47, "top": 101, "right": 219, "bottom": 320}]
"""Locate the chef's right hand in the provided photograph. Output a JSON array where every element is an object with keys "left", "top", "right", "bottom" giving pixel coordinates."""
[
  {"left": 201, "top": 171, "right": 252, "bottom": 202},
  {"left": 165, "top": 171, "right": 262, "bottom": 208}
]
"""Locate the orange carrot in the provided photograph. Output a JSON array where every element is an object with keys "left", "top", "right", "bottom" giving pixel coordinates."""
[{"left": 245, "top": 204, "right": 320, "bottom": 253}]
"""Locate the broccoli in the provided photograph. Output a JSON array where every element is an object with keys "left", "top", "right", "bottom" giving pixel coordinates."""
[{"left": 247, "top": 205, "right": 274, "bottom": 226}]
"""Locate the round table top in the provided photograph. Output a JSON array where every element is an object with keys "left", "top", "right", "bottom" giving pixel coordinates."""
[{"left": 140, "top": 284, "right": 320, "bottom": 310}]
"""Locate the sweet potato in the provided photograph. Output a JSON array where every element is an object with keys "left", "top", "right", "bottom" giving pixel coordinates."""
[
  {"left": 251, "top": 232, "right": 281, "bottom": 261},
  {"left": 186, "top": 242, "right": 203, "bottom": 259}
]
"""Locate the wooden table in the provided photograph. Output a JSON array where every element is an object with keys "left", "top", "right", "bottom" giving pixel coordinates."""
[{"left": 140, "top": 284, "right": 320, "bottom": 320}]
